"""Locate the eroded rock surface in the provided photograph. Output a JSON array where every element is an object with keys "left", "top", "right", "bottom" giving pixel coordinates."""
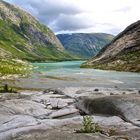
[
  {"left": 0, "top": 87, "right": 140, "bottom": 140},
  {"left": 76, "top": 95, "right": 140, "bottom": 127}
]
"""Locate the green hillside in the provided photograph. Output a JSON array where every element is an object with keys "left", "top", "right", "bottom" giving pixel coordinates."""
[
  {"left": 0, "top": 1, "right": 78, "bottom": 62},
  {"left": 57, "top": 33, "right": 114, "bottom": 58}
]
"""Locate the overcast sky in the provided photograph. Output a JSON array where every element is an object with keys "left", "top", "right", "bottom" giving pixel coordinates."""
[{"left": 4, "top": 0, "right": 140, "bottom": 35}]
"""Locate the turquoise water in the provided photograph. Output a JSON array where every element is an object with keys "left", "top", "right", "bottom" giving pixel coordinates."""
[
  {"left": 32, "top": 61, "right": 83, "bottom": 72},
  {"left": 13, "top": 61, "right": 140, "bottom": 89}
]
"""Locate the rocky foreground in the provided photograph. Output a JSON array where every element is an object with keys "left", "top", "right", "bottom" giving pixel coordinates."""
[{"left": 0, "top": 87, "right": 140, "bottom": 140}]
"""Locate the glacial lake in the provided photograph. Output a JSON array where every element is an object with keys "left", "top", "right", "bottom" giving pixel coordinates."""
[{"left": 5, "top": 61, "right": 140, "bottom": 89}]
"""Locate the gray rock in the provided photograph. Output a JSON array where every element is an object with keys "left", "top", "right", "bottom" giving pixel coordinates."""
[
  {"left": 47, "top": 106, "right": 79, "bottom": 119},
  {"left": 12, "top": 131, "right": 113, "bottom": 140},
  {"left": 43, "top": 88, "right": 65, "bottom": 95},
  {"left": 76, "top": 95, "right": 140, "bottom": 127},
  {"left": 0, "top": 115, "right": 39, "bottom": 133},
  {"left": 0, "top": 99, "right": 52, "bottom": 117},
  {"left": 0, "top": 88, "right": 140, "bottom": 140},
  {"left": 94, "top": 88, "right": 99, "bottom": 92}
]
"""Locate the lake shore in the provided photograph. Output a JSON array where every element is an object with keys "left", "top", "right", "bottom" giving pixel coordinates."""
[
  {"left": 0, "top": 61, "right": 140, "bottom": 139},
  {"left": 0, "top": 87, "right": 140, "bottom": 140},
  {"left": 1, "top": 61, "right": 140, "bottom": 90}
]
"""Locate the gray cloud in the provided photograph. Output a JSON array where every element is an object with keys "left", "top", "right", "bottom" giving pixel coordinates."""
[
  {"left": 49, "top": 14, "right": 95, "bottom": 32},
  {"left": 5, "top": 0, "right": 138, "bottom": 35},
  {"left": 5, "top": 0, "right": 85, "bottom": 32}
]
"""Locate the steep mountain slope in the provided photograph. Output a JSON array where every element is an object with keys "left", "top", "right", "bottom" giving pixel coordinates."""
[
  {"left": 82, "top": 21, "right": 140, "bottom": 72},
  {"left": 0, "top": 1, "right": 77, "bottom": 61},
  {"left": 57, "top": 33, "right": 114, "bottom": 58}
]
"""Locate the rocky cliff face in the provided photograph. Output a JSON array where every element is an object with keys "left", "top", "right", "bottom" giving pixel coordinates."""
[
  {"left": 57, "top": 33, "right": 114, "bottom": 58},
  {"left": 82, "top": 21, "right": 140, "bottom": 72},
  {"left": 0, "top": 1, "right": 76, "bottom": 61}
]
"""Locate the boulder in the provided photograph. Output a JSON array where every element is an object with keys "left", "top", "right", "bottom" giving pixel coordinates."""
[
  {"left": 76, "top": 95, "right": 140, "bottom": 127},
  {"left": 43, "top": 88, "right": 65, "bottom": 95}
]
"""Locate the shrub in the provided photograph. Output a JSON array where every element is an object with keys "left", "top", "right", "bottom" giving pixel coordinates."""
[
  {"left": 76, "top": 116, "right": 102, "bottom": 133},
  {"left": 0, "top": 59, "right": 32, "bottom": 76},
  {"left": 0, "top": 84, "right": 18, "bottom": 93},
  {"left": 75, "top": 116, "right": 117, "bottom": 136}
]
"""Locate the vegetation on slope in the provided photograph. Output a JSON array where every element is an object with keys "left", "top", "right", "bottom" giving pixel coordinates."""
[
  {"left": 0, "top": 59, "right": 31, "bottom": 76},
  {"left": 0, "top": 1, "right": 81, "bottom": 76},
  {"left": 81, "top": 20, "right": 140, "bottom": 72},
  {"left": 57, "top": 33, "right": 114, "bottom": 58},
  {"left": 81, "top": 50, "right": 140, "bottom": 72},
  {"left": 0, "top": 1, "right": 79, "bottom": 62}
]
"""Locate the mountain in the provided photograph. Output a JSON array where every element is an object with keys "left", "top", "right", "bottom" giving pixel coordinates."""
[
  {"left": 57, "top": 33, "right": 114, "bottom": 58},
  {"left": 81, "top": 21, "right": 140, "bottom": 72},
  {"left": 0, "top": 1, "right": 77, "bottom": 61}
]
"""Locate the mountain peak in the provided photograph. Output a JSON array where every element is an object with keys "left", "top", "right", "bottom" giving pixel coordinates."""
[{"left": 57, "top": 33, "right": 114, "bottom": 58}]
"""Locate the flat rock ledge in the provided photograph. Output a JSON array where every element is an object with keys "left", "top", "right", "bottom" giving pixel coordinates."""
[{"left": 0, "top": 87, "right": 140, "bottom": 140}]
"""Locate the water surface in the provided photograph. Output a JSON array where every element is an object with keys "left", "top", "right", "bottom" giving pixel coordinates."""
[{"left": 7, "top": 61, "right": 140, "bottom": 89}]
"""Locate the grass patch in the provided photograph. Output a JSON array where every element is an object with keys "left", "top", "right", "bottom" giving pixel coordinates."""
[
  {"left": 0, "top": 84, "right": 18, "bottom": 93},
  {"left": 0, "top": 59, "right": 32, "bottom": 76},
  {"left": 75, "top": 116, "right": 102, "bottom": 133},
  {"left": 75, "top": 116, "right": 117, "bottom": 136}
]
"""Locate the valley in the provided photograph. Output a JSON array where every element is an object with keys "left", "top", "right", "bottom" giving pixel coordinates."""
[
  {"left": 57, "top": 33, "right": 114, "bottom": 58},
  {"left": 0, "top": 0, "right": 140, "bottom": 140}
]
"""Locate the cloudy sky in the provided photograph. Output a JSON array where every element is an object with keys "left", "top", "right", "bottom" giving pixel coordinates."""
[{"left": 4, "top": 0, "right": 140, "bottom": 35}]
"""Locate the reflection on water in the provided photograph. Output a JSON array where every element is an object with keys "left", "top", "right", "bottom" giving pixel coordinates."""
[{"left": 5, "top": 61, "right": 140, "bottom": 89}]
